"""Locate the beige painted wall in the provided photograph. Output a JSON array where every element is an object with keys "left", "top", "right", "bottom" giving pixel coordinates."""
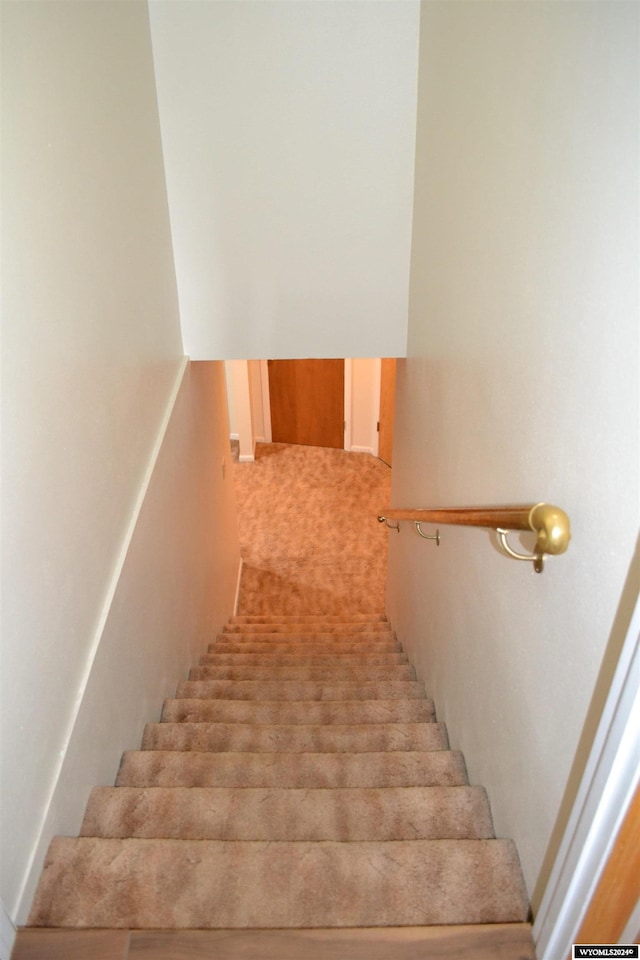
[
  {"left": 149, "top": 1, "right": 418, "bottom": 360},
  {"left": 0, "top": 0, "right": 240, "bottom": 933},
  {"left": 386, "top": 0, "right": 639, "bottom": 904},
  {"left": 13, "top": 361, "right": 241, "bottom": 925}
]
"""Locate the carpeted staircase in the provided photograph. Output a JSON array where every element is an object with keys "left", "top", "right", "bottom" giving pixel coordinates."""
[{"left": 29, "top": 614, "right": 529, "bottom": 929}]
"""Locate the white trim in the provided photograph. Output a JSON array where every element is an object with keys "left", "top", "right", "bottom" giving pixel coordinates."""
[
  {"left": 233, "top": 557, "right": 244, "bottom": 616},
  {"left": 229, "top": 432, "right": 240, "bottom": 442},
  {"left": 533, "top": 584, "right": 640, "bottom": 960},
  {"left": 15, "top": 357, "right": 190, "bottom": 922},
  {"left": 231, "top": 360, "right": 255, "bottom": 461},
  {"left": 1, "top": 900, "right": 16, "bottom": 960},
  {"left": 350, "top": 445, "right": 376, "bottom": 456},
  {"left": 620, "top": 897, "right": 640, "bottom": 944},
  {"left": 371, "top": 357, "right": 382, "bottom": 460},
  {"left": 344, "top": 358, "right": 353, "bottom": 451},
  {"left": 260, "top": 360, "right": 272, "bottom": 443}
]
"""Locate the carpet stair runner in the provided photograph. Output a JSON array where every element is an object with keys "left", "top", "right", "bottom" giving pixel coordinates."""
[{"left": 28, "top": 615, "right": 529, "bottom": 929}]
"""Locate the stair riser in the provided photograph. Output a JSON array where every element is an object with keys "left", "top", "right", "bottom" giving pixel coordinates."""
[
  {"left": 29, "top": 838, "right": 529, "bottom": 928},
  {"left": 188, "top": 666, "right": 415, "bottom": 682},
  {"left": 210, "top": 642, "right": 402, "bottom": 655},
  {"left": 175, "top": 680, "right": 426, "bottom": 701},
  {"left": 200, "top": 653, "right": 409, "bottom": 666},
  {"left": 218, "top": 632, "right": 395, "bottom": 642},
  {"left": 141, "top": 722, "right": 448, "bottom": 753},
  {"left": 81, "top": 785, "right": 493, "bottom": 841},
  {"left": 230, "top": 615, "right": 388, "bottom": 624},
  {"left": 222, "top": 625, "right": 393, "bottom": 635},
  {"left": 161, "top": 699, "right": 437, "bottom": 724},
  {"left": 115, "top": 751, "right": 467, "bottom": 789}
]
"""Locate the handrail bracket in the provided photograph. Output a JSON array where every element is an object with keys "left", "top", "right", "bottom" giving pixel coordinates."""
[
  {"left": 415, "top": 522, "right": 440, "bottom": 545},
  {"left": 377, "top": 516, "right": 400, "bottom": 533},
  {"left": 496, "top": 528, "right": 545, "bottom": 573}
]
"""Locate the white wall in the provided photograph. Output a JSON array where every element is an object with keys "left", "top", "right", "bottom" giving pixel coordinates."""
[
  {"left": 386, "top": 0, "right": 639, "bottom": 906},
  {"left": 350, "top": 358, "right": 381, "bottom": 457},
  {"left": 14, "top": 361, "right": 241, "bottom": 924},
  {"left": 0, "top": 903, "right": 14, "bottom": 960},
  {"left": 149, "top": 1, "right": 418, "bottom": 360},
  {"left": 0, "top": 0, "right": 240, "bottom": 932}
]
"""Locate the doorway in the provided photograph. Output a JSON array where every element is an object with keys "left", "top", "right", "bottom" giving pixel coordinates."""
[{"left": 226, "top": 358, "right": 394, "bottom": 461}]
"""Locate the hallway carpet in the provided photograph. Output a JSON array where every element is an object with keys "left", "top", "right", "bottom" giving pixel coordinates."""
[{"left": 233, "top": 443, "right": 390, "bottom": 616}]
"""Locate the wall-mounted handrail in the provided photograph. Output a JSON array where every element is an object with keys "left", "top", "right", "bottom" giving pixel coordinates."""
[{"left": 377, "top": 503, "right": 571, "bottom": 573}]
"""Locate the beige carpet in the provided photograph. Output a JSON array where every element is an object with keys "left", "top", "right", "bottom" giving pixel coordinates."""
[
  {"left": 29, "top": 614, "right": 529, "bottom": 928},
  {"left": 233, "top": 443, "right": 391, "bottom": 616},
  {"left": 27, "top": 443, "right": 530, "bottom": 931}
]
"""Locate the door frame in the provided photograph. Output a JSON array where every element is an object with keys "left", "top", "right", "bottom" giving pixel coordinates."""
[
  {"left": 533, "top": 553, "right": 640, "bottom": 957},
  {"left": 344, "top": 359, "right": 353, "bottom": 452},
  {"left": 259, "top": 360, "right": 272, "bottom": 443}
]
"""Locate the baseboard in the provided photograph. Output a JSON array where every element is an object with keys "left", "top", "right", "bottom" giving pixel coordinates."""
[
  {"left": 233, "top": 557, "right": 244, "bottom": 616},
  {"left": 1, "top": 899, "right": 16, "bottom": 960},
  {"left": 238, "top": 454, "right": 255, "bottom": 463},
  {"left": 350, "top": 445, "right": 375, "bottom": 456}
]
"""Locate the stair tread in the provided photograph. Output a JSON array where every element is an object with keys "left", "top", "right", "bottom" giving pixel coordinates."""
[
  {"left": 116, "top": 749, "right": 467, "bottom": 788},
  {"left": 81, "top": 784, "right": 494, "bottom": 841},
  {"left": 175, "top": 679, "right": 426, "bottom": 701},
  {"left": 29, "top": 611, "right": 529, "bottom": 932},
  {"left": 142, "top": 721, "right": 447, "bottom": 753},
  {"left": 0, "top": 926, "right": 539, "bottom": 960},
  {"left": 29, "top": 837, "right": 529, "bottom": 928},
  {"left": 161, "top": 698, "right": 436, "bottom": 724}
]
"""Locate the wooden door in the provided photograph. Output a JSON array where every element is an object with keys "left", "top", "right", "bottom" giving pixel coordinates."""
[
  {"left": 268, "top": 359, "right": 344, "bottom": 449},
  {"left": 378, "top": 358, "right": 396, "bottom": 466},
  {"left": 572, "top": 781, "right": 640, "bottom": 949}
]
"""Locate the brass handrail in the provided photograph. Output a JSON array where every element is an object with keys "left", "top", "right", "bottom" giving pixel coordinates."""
[{"left": 377, "top": 503, "right": 571, "bottom": 573}]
